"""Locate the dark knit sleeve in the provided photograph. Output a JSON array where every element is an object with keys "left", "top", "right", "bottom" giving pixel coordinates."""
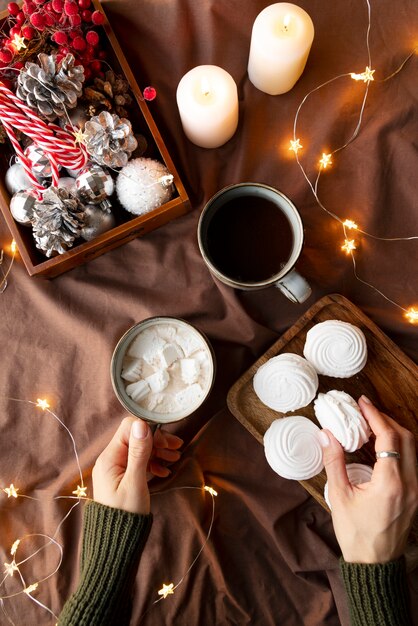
[
  {"left": 58, "top": 501, "right": 153, "bottom": 626},
  {"left": 340, "top": 556, "right": 412, "bottom": 626}
]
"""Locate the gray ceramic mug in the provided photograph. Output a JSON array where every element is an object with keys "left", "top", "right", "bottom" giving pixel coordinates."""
[{"left": 197, "top": 183, "right": 311, "bottom": 303}]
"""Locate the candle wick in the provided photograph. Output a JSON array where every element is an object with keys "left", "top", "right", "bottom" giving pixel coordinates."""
[{"left": 283, "top": 14, "right": 291, "bottom": 32}]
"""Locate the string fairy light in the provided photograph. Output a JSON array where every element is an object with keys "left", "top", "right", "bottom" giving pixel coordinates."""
[
  {"left": 289, "top": 0, "right": 418, "bottom": 322},
  {"left": 350, "top": 66, "right": 375, "bottom": 82},
  {"left": 158, "top": 583, "right": 175, "bottom": 599},
  {"left": 341, "top": 239, "right": 357, "bottom": 255},
  {"left": 318, "top": 153, "right": 332, "bottom": 169},
  {"left": 2, "top": 484, "right": 19, "bottom": 499},
  {"left": 0, "top": 240, "right": 16, "bottom": 293},
  {"left": 137, "top": 483, "right": 218, "bottom": 623},
  {"left": 289, "top": 138, "right": 303, "bottom": 154},
  {"left": 0, "top": 396, "right": 219, "bottom": 624},
  {"left": 343, "top": 219, "right": 358, "bottom": 231},
  {"left": 405, "top": 307, "right": 418, "bottom": 324}
]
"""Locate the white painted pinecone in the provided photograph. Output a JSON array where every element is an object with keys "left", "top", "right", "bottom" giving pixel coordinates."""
[
  {"left": 32, "top": 187, "right": 85, "bottom": 257},
  {"left": 16, "top": 53, "right": 84, "bottom": 122}
]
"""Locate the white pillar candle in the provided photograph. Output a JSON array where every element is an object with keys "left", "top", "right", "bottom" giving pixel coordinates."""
[
  {"left": 248, "top": 3, "right": 314, "bottom": 95},
  {"left": 176, "top": 65, "right": 239, "bottom": 149}
]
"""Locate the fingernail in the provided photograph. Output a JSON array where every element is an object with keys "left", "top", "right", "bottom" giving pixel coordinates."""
[
  {"left": 132, "top": 420, "right": 148, "bottom": 439},
  {"left": 318, "top": 430, "right": 330, "bottom": 447},
  {"left": 360, "top": 395, "right": 371, "bottom": 405}
]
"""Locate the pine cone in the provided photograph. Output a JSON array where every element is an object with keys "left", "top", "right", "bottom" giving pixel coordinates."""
[
  {"left": 83, "top": 70, "right": 133, "bottom": 118},
  {"left": 32, "top": 187, "right": 85, "bottom": 257},
  {"left": 83, "top": 111, "right": 138, "bottom": 168},
  {"left": 16, "top": 53, "right": 84, "bottom": 122}
]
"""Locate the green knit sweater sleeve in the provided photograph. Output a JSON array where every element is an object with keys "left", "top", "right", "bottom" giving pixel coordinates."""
[
  {"left": 340, "top": 556, "right": 412, "bottom": 626},
  {"left": 58, "top": 501, "right": 153, "bottom": 626}
]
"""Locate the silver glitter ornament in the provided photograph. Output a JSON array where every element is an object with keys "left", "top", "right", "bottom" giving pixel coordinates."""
[
  {"left": 5, "top": 163, "right": 35, "bottom": 195},
  {"left": 10, "top": 190, "right": 37, "bottom": 225},
  {"left": 83, "top": 111, "right": 138, "bottom": 169},
  {"left": 57, "top": 176, "right": 77, "bottom": 195},
  {"left": 75, "top": 165, "right": 114, "bottom": 204},
  {"left": 24, "top": 144, "right": 62, "bottom": 178},
  {"left": 80, "top": 204, "right": 116, "bottom": 241},
  {"left": 32, "top": 187, "right": 85, "bottom": 257}
]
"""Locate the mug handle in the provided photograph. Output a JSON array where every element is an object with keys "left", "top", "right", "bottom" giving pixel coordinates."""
[{"left": 275, "top": 269, "right": 311, "bottom": 303}]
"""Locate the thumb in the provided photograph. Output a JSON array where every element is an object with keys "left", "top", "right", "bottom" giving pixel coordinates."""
[
  {"left": 126, "top": 419, "right": 153, "bottom": 479},
  {"left": 319, "top": 429, "right": 350, "bottom": 495}
]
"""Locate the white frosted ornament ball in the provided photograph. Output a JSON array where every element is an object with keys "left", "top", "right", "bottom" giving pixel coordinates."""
[
  {"left": 5, "top": 163, "right": 35, "bottom": 195},
  {"left": 116, "top": 157, "right": 174, "bottom": 216}
]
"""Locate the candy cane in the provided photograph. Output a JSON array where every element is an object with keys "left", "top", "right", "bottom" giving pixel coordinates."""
[{"left": 0, "top": 80, "right": 89, "bottom": 197}]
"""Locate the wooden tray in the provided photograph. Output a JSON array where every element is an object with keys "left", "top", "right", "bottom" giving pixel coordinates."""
[
  {"left": 0, "top": 0, "right": 190, "bottom": 278},
  {"left": 227, "top": 294, "right": 418, "bottom": 540}
]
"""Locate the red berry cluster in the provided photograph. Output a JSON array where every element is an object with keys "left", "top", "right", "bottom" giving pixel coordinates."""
[{"left": 0, "top": 0, "right": 106, "bottom": 82}]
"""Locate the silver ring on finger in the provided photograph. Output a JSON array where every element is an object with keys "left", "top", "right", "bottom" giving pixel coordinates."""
[{"left": 376, "top": 450, "right": 401, "bottom": 460}]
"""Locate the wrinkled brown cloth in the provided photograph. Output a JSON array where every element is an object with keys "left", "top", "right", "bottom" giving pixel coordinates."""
[{"left": 0, "top": 0, "right": 417, "bottom": 624}]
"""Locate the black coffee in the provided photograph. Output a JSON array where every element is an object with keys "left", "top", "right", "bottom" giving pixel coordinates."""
[{"left": 205, "top": 194, "right": 294, "bottom": 283}]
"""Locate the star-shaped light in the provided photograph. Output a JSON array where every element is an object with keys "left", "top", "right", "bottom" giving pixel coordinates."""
[
  {"left": 72, "top": 485, "right": 87, "bottom": 498},
  {"left": 289, "top": 138, "right": 303, "bottom": 154},
  {"left": 319, "top": 153, "right": 332, "bottom": 169},
  {"left": 3, "top": 484, "right": 19, "bottom": 498},
  {"left": 10, "top": 539, "right": 20, "bottom": 556},
  {"left": 23, "top": 583, "right": 38, "bottom": 595},
  {"left": 158, "top": 582, "right": 174, "bottom": 599},
  {"left": 350, "top": 66, "right": 375, "bottom": 83},
  {"left": 73, "top": 128, "right": 87, "bottom": 145},
  {"left": 4, "top": 560, "right": 18, "bottom": 577},
  {"left": 12, "top": 34, "right": 26, "bottom": 51},
  {"left": 405, "top": 307, "right": 418, "bottom": 324},
  {"left": 341, "top": 239, "right": 357, "bottom": 254},
  {"left": 204, "top": 485, "right": 218, "bottom": 497},
  {"left": 36, "top": 398, "right": 50, "bottom": 411},
  {"left": 10, "top": 239, "right": 17, "bottom": 254},
  {"left": 343, "top": 219, "right": 358, "bottom": 230}
]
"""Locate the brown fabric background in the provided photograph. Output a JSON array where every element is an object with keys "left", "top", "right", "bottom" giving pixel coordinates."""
[{"left": 0, "top": 0, "right": 417, "bottom": 624}]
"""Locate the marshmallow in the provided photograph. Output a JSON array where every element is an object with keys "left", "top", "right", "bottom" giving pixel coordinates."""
[
  {"left": 180, "top": 358, "right": 200, "bottom": 385},
  {"left": 156, "top": 324, "right": 178, "bottom": 342},
  {"left": 160, "top": 343, "right": 183, "bottom": 368},
  {"left": 175, "top": 330, "right": 203, "bottom": 357},
  {"left": 253, "top": 353, "right": 319, "bottom": 412},
  {"left": 145, "top": 369, "right": 170, "bottom": 394},
  {"left": 314, "top": 390, "right": 371, "bottom": 452},
  {"left": 324, "top": 463, "right": 373, "bottom": 509},
  {"left": 176, "top": 383, "right": 203, "bottom": 410},
  {"left": 128, "top": 328, "right": 166, "bottom": 365},
  {"left": 303, "top": 320, "right": 367, "bottom": 378},
  {"left": 121, "top": 359, "right": 142, "bottom": 383},
  {"left": 264, "top": 415, "right": 324, "bottom": 480},
  {"left": 126, "top": 379, "right": 150, "bottom": 403}
]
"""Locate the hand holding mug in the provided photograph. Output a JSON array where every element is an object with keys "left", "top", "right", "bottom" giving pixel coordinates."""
[
  {"left": 320, "top": 396, "right": 418, "bottom": 563},
  {"left": 92, "top": 417, "right": 183, "bottom": 515}
]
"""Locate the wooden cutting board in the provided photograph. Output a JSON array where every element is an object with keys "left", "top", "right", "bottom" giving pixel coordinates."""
[{"left": 227, "top": 294, "right": 418, "bottom": 542}]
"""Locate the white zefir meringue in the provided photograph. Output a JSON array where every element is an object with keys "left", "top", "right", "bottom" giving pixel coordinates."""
[
  {"left": 314, "top": 390, "right": 371, "bottom": 452},
  {"left": 324, "top": 463, "right": 373, "bottom": 509},
  {"left": 263, "top": 415, "right": 324, "bottom": 480},
  {"left": 253, "top": 353, "right": 319, "bottom": 412},
  {"left": 303, "top": 320, "right": 367, "bottom": 377}
]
